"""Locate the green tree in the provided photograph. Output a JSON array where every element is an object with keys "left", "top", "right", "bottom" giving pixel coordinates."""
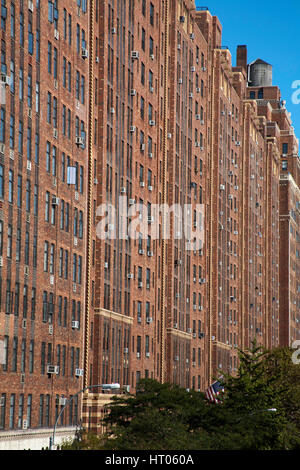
[{"left": 61, "top": 343, "right": 300, "bottom": 450}]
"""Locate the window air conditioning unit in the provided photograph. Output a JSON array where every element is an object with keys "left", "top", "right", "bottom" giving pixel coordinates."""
[
  {"left": 76, "top": 136, "right": 84, "bottom": 146},
  {"left": 120, "top": 187, "right": 126, "bottom": 194},
  {"left": 178, "top": 78, "right": 183, "bottom": 84},
  {"left": 130, "top": 126, "right": 136, "bottom": 133},
  {"left": 28, "top": 0, "right": 34, "bottom": 12},
  {"left": 202, "top": 67, "right": 207, "bottom": 72},
  {"left": 27, "top": 161, "right": 32, "bottom": 171},
  {"left": 146, "top": 352, "right": 150, "bottom": 358},
  {"left": 131, "top": 51, "right": 139, "bottom": 60},
  {"left": 140, "top": 143, "right": 145, "bottom": 151},
  {"left": 111, "top": 28, "right": 117, "bottom": 34},
  {"left": 189, "top": 92, "right": 193, "bottom": 98},
  {"left": 72, "top": 321, "right": 79, "bottom": 329},
  {"left": 190, "top": 66, "right": 196, "bottom": 72},
  {"left": 149, "top": 120, "right": 155, "bottom": 126},
  {"left": 147, "top": 251, "right": 153, "bottom": 257},
  {"left": 150, "top": 54, "right": 155, "bottom": 60},
  {"left": 49, "top": 325, "right": 53, "bottom": 335},
  {"left": 196, "top": 87, "right": 200, "bottom": 93},
  {"left": 195, "top": 114, "right": 200, "bottom": 120},
  {"left": 148, "top": 185, "right": 153, "bottom": 191},
  {"left": 0, "top": 256, "right": 3, "bottom": 267},
  {"left": 75, "top": 368, "right": 84, "bottom": 377},
  {"left": 52, "top": 196, "right": 60, "bottom": 206},
  {"left": 104, "top": 262, "right": 109, "bottom": 269},
  {"left": 82, "top": 48, "right": 88, "bottom": 59},
  {"left": 95, "top": 56, "right": 99, "bottom": 63},
  {"left": 220, "top": 184, "right": 225, "bottom": 190},
  {"left": 138, "top": 281, "right": 143, "bottom": 288},
  {"left": 0, "top": 143, "right": 4, "bottom": 153},
  {"left": 47, "top": 365, "right": 59, "bottom": 374},
  {"left": 59, "top": 397, "right": 68, "bottom": 406},
  {"left": 190, "top": 33, "right": 195, "bottom": 40},
  {"left": 130, "top": 89, "right": 136, "bottom": 96},
  {"left": 146, "top": 317, "right": 153, "bottom": 324},
  {"left": 124, "top": 348, "right": 129, "bottom": 354},
  {"left": 127, "top": 273, "right": 134, "bottom": 279},
  {"left": 0, "top": 73, "right": 10, "bottom": 86},
  {"left": 236, "top": 141, "right": 241, "bottom": 146},
  {"left": 136, "top": 352, "right": 141, "bottom": 358}
]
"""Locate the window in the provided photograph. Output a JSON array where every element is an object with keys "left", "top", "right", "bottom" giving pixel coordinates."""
[
  {"left": 19, "top": 69, "right": 23, "bottom": 101},
  {"left": 18, "top": 120, "right": 23, "bottom": 153},
  {"left": 14, "top": 282, "right": 19, "bottom": 314},
  {"left": 36, "top": 29, "right": 40, "bottom": 62},
  {"left": 7, "top": 225, "right": 12, "bottom": 258},
  {"left": 149, "top": 37, "right": 154, "bottom": 56},
  {"left": 47, "top": 92, "right": 51, "bottom": 123},
  {"left": 53, "top": 47, "right": 58, "bottom": 79},
  {"left": 140, "top": 97, "right": 145, "bottom": 120},
  {"left": 27, "top": 66, "right": 32, "bottom": 108},
  {"left": 258, "top": 89, "right": 264, "bottom": 99},
  {"left": 150, "top": 3, "right": 154, "bottom": 25},
  {"left": 282, "top": 143, "right": 288, "bottom": 155},
  {"left": 21, "top": 339, "right": 26, "bottom": 373},
  {"left": 24, "top": 231, "right": 29, "bottom": 265},
  {"left": 141, "top": 62, "right": 145, "bottom": 85},
  {"left": 28, "top": 20, "right": 34, "bottom": 55},
  {"left": 141, "top": 28, "right": 145, "bottom": 51},
  {"left": 8, "top": 170, "right": 13, "bottom": 203},
  {"left": 16, "top": 229, "right": 21, "bottom": 262},
  {"left": 25, "top": 180, "right": 31, "bottom": 212},
  {"left": 12, "top": 337, "right": 18, "bottom": 372},
  {"left": 10, "top": 3, "right": 15, "bottom": 38},
  {"left": 9, "top": 394, "right": 15, "bottom": 429},
  {"left": 35, "top": 133, "right": 39, "bottom": 163},
  {"left": 17, "top": 175, "right": 22, "bottom": 208},
  {"left": 35, "top": 82, "right": 40, "bottom": 113},
  {"left": 0, "top": 107, "right": 5, "bottom": 142},
  {"left": 45, "top": 191, "right": 50, "bottom": 221}
]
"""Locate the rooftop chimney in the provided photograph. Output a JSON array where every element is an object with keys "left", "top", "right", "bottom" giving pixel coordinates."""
[{"left": 236, "top": 45, "right": 247, "bottom": 71}]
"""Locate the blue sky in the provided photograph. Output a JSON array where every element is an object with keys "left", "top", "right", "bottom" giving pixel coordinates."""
[{"left": 196, "top": 0, "right": 300, "bottom": 141}]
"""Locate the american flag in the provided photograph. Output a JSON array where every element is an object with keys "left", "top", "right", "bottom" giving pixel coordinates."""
[{"left": 205, "top": 380, "right": 224, "bottom": 404}]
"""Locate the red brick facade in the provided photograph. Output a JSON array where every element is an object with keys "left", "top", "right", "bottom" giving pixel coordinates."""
[{"left": 0, "top": 0, "right": 298, "bottom": 442}]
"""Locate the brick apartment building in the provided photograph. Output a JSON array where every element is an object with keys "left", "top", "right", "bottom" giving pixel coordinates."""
[{"left": 0, "top": 0, "right": 298, "bottom": 449}]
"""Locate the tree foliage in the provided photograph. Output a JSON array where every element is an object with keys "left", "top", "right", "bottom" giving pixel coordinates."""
[{"left": 61, "top": 343, "right": 300, "bottom": 450}]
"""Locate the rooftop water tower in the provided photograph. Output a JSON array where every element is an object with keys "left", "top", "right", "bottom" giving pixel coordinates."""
[{"left": 248, "top": 58, "right": 273, "bottom": 87}]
